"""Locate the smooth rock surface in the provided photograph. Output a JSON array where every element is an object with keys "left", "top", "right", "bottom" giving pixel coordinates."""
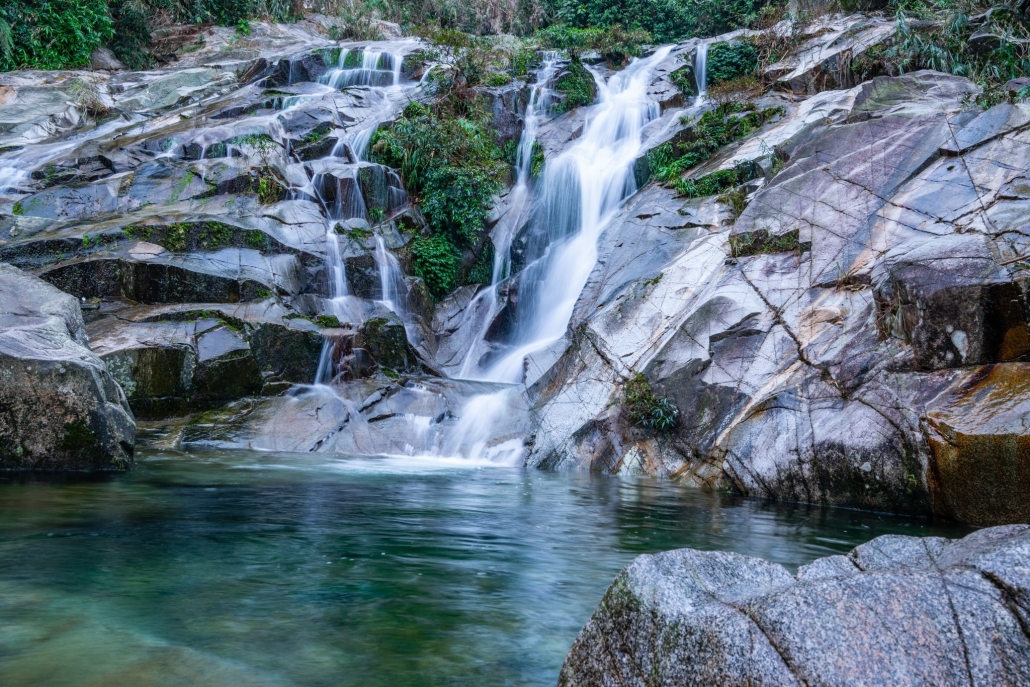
[{"left": 560, "top": 525, "right": 1030, "bottom": 687}]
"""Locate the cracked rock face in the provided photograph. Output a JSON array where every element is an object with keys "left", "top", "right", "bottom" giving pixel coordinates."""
[
  {"left": 0, "top": 264, "right": 135, "bottom": 469},
  {"left": 559, "top": 525, "right": 1030, "bottom": 687},
  {"left": 527, "top": 71, "right": 1030, "bottom": 525}
]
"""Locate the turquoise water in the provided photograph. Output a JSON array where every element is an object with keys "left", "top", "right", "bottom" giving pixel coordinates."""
[{"left": 0, "top": 450, "right": 971, "bottom": 686}]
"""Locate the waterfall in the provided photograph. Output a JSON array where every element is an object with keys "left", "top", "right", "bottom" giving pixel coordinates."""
[
  {"left": 320, "top": 48, "right": 403, "bottom": 89},
  {"left": 694, "top": 42, "right": 708, "bottom": 107},
  {"left": 308, "top": 44, "right": 420, "bottom": 385},
  {"left": 456, "top": 52, "right": 562, "bottom": 378},
  {"left": 462, "top": 47, "right": 674, "bottom": 383},
  {"left": 374, "top": 234, "right": 408, "bottom": 320}
]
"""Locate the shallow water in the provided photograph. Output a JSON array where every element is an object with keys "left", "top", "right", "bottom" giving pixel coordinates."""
[{"left": 0, "top": 450, "right": 971, "bottom": 687}]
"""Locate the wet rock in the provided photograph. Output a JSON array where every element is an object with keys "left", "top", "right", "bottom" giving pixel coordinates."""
[
  {"left": 476, "top": 81, "right": 527, "bottom": 146},
  {"left": 0, "top": 264, "right": 134, "bottom": 469},
  {"left": 924, "top": 364, "right": 1030, "bottom": 526},
  {"left": 560, "top": 525, "right": 1030, "bottom": 687},
  {"left": 38, "top": 248, "right": 301, "bottom": 305},
  {"left": 356, "top": 312, "right": 415, "bottom": 372},
  {"left": 90, "top": 303, "right": 322, "bottom": 417}
]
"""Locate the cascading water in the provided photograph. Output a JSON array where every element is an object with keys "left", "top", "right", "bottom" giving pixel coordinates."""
[
  {"left": 373, "top": 234, "right": 409, "bottom": 321},
  {"left": 694, "top": 42, "right": 708, "bottom": 107},
  {"left": 455, "top": 53, "right": 561, "bottom": 378},
  {"left": 462, "top": 47, "right": 674, "bottom": 383},
  {"left": 308, "top": 46, "right": 412, "bottom": 384},
  {"left": 320, "top": 49, "right": 403, "bottom": 89}
]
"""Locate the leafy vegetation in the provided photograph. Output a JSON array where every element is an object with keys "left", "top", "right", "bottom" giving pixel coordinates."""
[
  {"left": 647, "top": 102, "right": 783, "bottom": 189},
  {"left": 0, "top": 0, "right": 304, "bottom": 71},
  {"left": 536, "top": 23, "right": 650, "bottom": 64},
  {"left": 553, "top": 59, "right": 596, "bottom": 112},
  {"left": 549, "top": 0, "right": 770, "bottom": 43},
  {"left": 0, "top": 0, "right": 113, "bottom": 71},
  {"left": 706, "top": 40, "right": 759, "bottom": 84},
  {"left": 371, "top": 99, "right": 506, "bottom": 298},
  {"left": 848, "top": 0, "right": 1030, "bottom": 105},
  {"left": 410, "top": 233, "right": 463, "bottom": 298},
  {"left": 622, "top": 373, "right": 679, "bottom": 431}
]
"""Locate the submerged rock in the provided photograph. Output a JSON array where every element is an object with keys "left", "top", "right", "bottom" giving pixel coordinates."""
[
  {"left": 560, "top": 525, "right": 1030, "bottom": 686},
  {"left": 0, "top": 264, "right": 134, "bottom": 470}
]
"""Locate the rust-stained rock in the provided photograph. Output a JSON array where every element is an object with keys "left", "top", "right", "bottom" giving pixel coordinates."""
[{"left": 925, "top": 363, "right": 1030, "bottom": 525}]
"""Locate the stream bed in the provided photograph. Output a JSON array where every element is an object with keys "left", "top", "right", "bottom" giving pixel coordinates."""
[{"left": 0, "top": 450, "right": 971, "bottom": 686}]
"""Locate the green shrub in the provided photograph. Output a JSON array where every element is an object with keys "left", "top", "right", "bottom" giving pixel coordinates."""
[
  {"left": 549, "top": 0, "right": 770, "bottom": 44},
  {"left": 872, "top": 1, "right": 1030, "bottom": 103},
  {"left": 370, "top": 98, "right": 506, "bottom": 295},
  {"left": 675, "top": 163, "right": 756, "bottom": 198},
  {"left": 623, "top": 373, "right": 679, "bottom": 431},
  {"left": 465, "top": 239, "right": 494, "bottom": 285},
  {"left": 706, "top": 41, "right": 759, "bottom": 85},
  {"left": 536, "top": 23, "right": 651, "bottom": 64},
  {"left": 109, "top": 0, "right": 152, "bottom": 69},
  {"left": 553, "top": 59, "right": 595, "bottom": 113},
  {"left": 411, "top": 234, "right": 462, "bottom": 299},
  {"left": 0, "top": 0, "right": 113, "bottom": 71}
]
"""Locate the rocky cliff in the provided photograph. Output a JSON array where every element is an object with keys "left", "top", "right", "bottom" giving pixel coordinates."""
[{"left": 525, "top": 46, "right": 1030, "bottom": 527}]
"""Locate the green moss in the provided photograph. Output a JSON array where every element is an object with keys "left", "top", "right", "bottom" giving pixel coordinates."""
[
  {"left": 169, "top": 170, "right": 197, "bottom": 204},
  {"left": 244, "top": 230, "right": 268, "bottom": 250},
  {"left": 314, "top": 314, "right": 342, "bottom": 328},
  {"left": 302, "top": 122, "right": 331, "bottom": 144},
  {"left": 12, "top": 201, "right": 24, "bottom": 216},
  {"left": 728, "top": 228, "right": 810, "bottom": 258},
  {"left": 56, "top": 420, "right": 103, "bottom": 460}
]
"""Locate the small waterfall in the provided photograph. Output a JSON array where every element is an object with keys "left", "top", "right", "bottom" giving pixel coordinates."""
[
  {"left": 320, "top": 48, "right": 403, "bottom": 89},
  {"left": 456, "top": 52, "right": 562, "bottom": 378},
  {"left": 694, "top": 43, "right": 708, "bottom": 107},
  {"left": 374, "top": 234, "right": 408, "bottom": 320},
  {"left": 463, "top": 47, "right": 674, "bottom": 383}
]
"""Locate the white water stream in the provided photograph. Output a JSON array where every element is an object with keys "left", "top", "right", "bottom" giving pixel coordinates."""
[
  {"left": 309, "top": 46, "right": 414, "bottom": 384},
  {"left": 694, "top": 42, "right": 709, "bottom": 106},
  {"left": 461, "top": 46, "right": 674, "bottom": 383}
]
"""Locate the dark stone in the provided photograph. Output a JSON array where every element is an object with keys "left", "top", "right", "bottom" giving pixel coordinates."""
[{"left": 0, "top": 264, "right": 134, "bottom": 470}]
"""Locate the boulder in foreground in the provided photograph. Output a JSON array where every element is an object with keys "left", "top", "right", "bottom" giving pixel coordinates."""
[
  {"left": 560, "top": 525, "right": 1030, "bottom": 686},
  {"left": 0, "top": 264, "right": 135, "bottom": 470}
]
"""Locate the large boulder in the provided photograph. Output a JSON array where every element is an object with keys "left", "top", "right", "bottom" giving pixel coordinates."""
[
  {"left": 560, "top": 525, "right": 1030, "bottom": 687},
  {"left": 0, "top": 264, "right": 134, "bottom": 470}
]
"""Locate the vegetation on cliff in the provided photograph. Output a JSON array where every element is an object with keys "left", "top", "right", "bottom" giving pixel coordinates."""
[{"left": 371, "top": 97, "right": 506, "bottom": 300}]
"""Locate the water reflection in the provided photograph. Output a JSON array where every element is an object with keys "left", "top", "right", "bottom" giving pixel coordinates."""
[{"left": 0, "top": 451, "right": 971, "bottom": 687}]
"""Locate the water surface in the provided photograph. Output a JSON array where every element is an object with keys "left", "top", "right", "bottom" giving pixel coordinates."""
[{"left": 0, "top": 450, "right": 971, "bottom": 686}]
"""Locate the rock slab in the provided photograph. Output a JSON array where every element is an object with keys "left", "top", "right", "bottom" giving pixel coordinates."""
[
  {"left": 559, "top": 525, "right": 1030, "bottom": 687},
  {"left": 0, "top": 264, "right": 135, "bottom": 469}
]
